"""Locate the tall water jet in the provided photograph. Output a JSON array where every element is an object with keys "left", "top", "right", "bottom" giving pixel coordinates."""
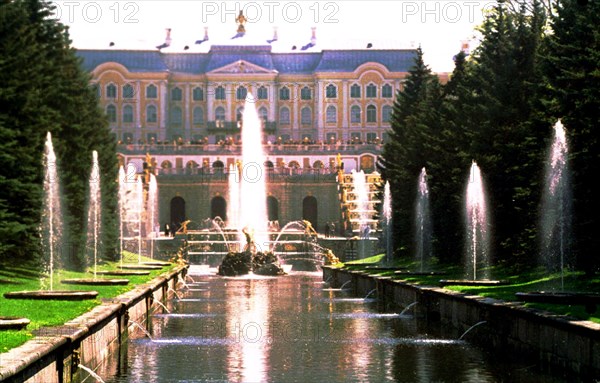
[
  {"left": 540, "top": 120, "right": 571, "bottom": 290},
  {"left": 41, "top": 132, "right": 63, "bottom": 290},
  {"left": 136, "top": 177, "right": 143, "bottom": 263},
  {"left": 118, "top": 166, "right": 126, "bottom": 267},
  {"left": 86, "top": 151, "right": 101, "bottom": 278},
  {"left": 239, "top": 94, "right": 268, "bottom": 250},
  {"left": 465, "top": 161, "right": 490, "bottom": 280},
  {"left": 227, "top": 163, "right": 241, "bottom": 231},
  {"left": 147, "top": 173, "right": 158, "bottom": 259},
  {"left": 352, "top": 170, "right": 370, "bottom": 238},
  {"left": 382, "top": 181, "right": 393, "bottom": 264},
  {"left": 415, "top": 168, "right": 431, "bottom": 272}
]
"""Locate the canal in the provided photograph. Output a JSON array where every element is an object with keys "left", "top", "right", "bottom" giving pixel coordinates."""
[{"left": 98, "top": 269, "right": 562, "bottom": 382}]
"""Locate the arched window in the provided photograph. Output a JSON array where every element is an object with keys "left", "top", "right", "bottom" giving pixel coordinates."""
[
  {"left": 236, "top": 86, "right": 247, "bottom": 100},
  {"left": 351, "top": 105, "right": 361, "bottom": 123},
  {"left": 146, "top": 105, "right": 157, "bottom": 123},
  {"left": 146, "top": 84, "right": 157, "bottom": 99},
  {"left": 301, "top": 87, "right": 311, "bottom": 100},
  {"left": 326, "top": 84, "right": 337, "bottom": 98},
  {"left": 259, "top": 107, "right": 268, "bottom": 122},
  {"left": 170, "top": 106, "right": 182, "bottom": 125},
  {"left": 301, "top": 107, "right": 311, "bottom": 125},
  {"left": 106, "top": 84, "right": 117, "bottom": 99},
  {"left": 382, "top": 105, "right": 393, "bottom": 123},
  {"left": 350, "top": 84, "right": 361, "bottom": 98},
  {"left": 366, "top": 83, "right": 377, "bottom": 98},
  {"left": 193, "top": 107, "right": 204, "bottom": 125},
  {"left": 382, "top": 84, "right": 393, "bottom": 98},
  {"left": 326, "top": 105, "right": 337, "bottom": 123},
  {"left": 236, "top": 107, "right": 244, "bottom": 122},
  {"left": 170, "top": 197, "right": 186, "bottom": 229},
  {"left": 215, "top": 106, "right": 225, "bottom": 121},
  {"left": 211, "top": 196, "right": 227, "bottom": 221},
  {"left": 193, "top": 87, "right": 204, "bottom": 101},
  {"left": 302, "top": 196, "right": 318, "bottom": 229},
  {"left": 279, "top": 107, "right": 290, "bottom": 125},
  {"left": 123, "top": 105, "right": 133, "bottom": 123},
  {"left": 171, "top": 87, "right": 182, "bottom": 101},
  {"left": 106, "top": 105, "right": 116, "bottom": 122},
  {"left": 257, "top": 86, "right": 268, "bottom": 100},
  {"left": 215, "top": 86, "right": 226, "bottom": 100},
  {"left": 366, "top": 105, "right": 377, "bottom": 123},
  {"left": 123, "top": 84, "right": 134, "bottom": 99},
  {"left": 279, "top": 86, "right": 290, "bottom": 100}
]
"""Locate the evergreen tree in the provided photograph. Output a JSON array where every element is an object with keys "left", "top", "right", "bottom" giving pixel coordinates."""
[
  {"left": 0, "top": 0, "right": 117, "bottom": 269},
  {"left": 543, "top": 0, "right": 600, "bottom": 272},
  {"left": 380, "top": 47, "right": 440, "bottom": 258}
]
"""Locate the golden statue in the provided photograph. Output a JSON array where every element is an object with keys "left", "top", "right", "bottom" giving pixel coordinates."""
[
  {"left": 324, "top": 250, "right": 340, "bottom": 265},
  {"left": 178, "top": 220, "right": 191, "bottom": 234},
  {"left": 303, "top": 220, "right": 317, "bottom": 236},
  {"left": 236, "top": 11, "right": 247, "bottom": 33}
]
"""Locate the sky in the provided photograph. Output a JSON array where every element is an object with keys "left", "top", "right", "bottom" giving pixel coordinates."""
[{"left": 53, "top": 0, "right": 496, "bottom": 72}]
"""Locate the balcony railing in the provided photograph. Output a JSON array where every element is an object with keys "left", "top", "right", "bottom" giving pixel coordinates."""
[
  {"left": 206, "top": 120, "right": 277, "bottom": 134},
  {"left": 117, "top": 143, "right": 383, "bottom": 156}
]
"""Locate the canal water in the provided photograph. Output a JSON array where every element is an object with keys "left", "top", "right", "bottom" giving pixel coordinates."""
[{"left": 99, "top": 270, "right": 563, "bottom": 383}]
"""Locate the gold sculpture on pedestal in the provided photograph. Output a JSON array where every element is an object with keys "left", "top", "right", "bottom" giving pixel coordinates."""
[{"left": 236, "top": 11, "right": 247, "bottom": 33}]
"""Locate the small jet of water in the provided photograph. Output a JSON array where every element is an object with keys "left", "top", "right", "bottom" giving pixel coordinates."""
[
  {"left": 168, "top": 287, "right": 182, "bottom": 299},
  {"left": 78, "top": 364, "right": 106, "bottom": 383},
  {"left": 129, "top": 320, "right": 153, "bottom": 340},
  {"left": 154, "top": 300, "right": 171, "bottom": 313},
  {"left": 364, "top": 288, "right": 377, "bottom": 299},
  {"left": 458, "top": 320, "right": 487, "bottom": 340}
]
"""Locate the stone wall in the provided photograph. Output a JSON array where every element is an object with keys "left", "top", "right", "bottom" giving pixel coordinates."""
[
  {"left": 322, "top": 267, "right": 600, "bottom": 379},
  {"left": 0, "top": 266, "right": 188, "bottom": 383}
]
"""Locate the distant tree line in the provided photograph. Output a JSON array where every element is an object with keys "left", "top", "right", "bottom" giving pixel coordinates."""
[
  {"left": 0, "top": 0, "right": 118, "bottom": 269},
  {"left": 380, "top": 0, "right": 599, "bottom": 272}
]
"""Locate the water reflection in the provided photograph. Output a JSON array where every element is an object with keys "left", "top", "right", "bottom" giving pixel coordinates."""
[{"left": 97, "top": 272, "right": 564, "bottom": 383}]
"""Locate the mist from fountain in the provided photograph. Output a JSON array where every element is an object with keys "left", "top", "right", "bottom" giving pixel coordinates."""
[
  {"left": 540, "top": 120, "right": 572, "bottom": 290},
  {"left": 415, "top": 168, "right": 431, "bottom": 272},
  {"left": 86, "top": 151, "right": 101, "bottom": 279},
  {"left": 465, "top": 161, "right": 490, "bottom": 280},
  {"left": 148, "top": 174, "right": 158, "bottom": 259},
  {"left": 41, "top": 132, "right": 63, "bottom": 291},
  {"left": 239, "top": 94, "right": 269, "bottom": 251},
  {"left": 352, "top": 170, "right": 370, "bottom": 237},
  {"left": 382, "top": 181, "right": 393, "bottom": 264}
]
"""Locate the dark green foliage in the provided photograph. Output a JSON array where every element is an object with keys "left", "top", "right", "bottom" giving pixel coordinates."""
[
  {"left": 0, "top": 0, "right": 117, "bottom": 269},
  {"left": 542, "top": 0, "right": 600, "bottom": 272}
]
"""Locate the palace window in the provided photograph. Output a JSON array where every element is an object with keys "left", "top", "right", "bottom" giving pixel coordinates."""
[
  {"left": 146, "top": 105, "right": 157, "bottom": 123},
  {"left": 123, "top": 84, "right": 135, "bottom": 99},
  {"left": 170, "top": 106, "right": 182, "bottom": 125},
  {"left": 146, "top": 84, "right": 157, "bottom": 99},
  {"left": 350, "top": 84, "right": 361, "bottom": 98},
  {"left": 301, "top": 107, "right": 311, "bottom": 125},
  {"left": 351, "top": 105, "right": 361, "bottom": 123},
  {"left": 279, "top": 107, "right": 290, "bottom": 124},
  {"left": 215, "top": 86, "right": 226, "bottom": 100},
  {"left": 366, "top": 84, "right": 377, "bottom": 98},
  {"left": 236, "top": 86, "right": 247, "bottom": 100},
  {"left": 123, "top": 105, "right": 133, "bottom": 123},
  {"left": 366, "top": 105, "right": 377, "bottom": 123},
  {"left": 257, "top": 86, "right": 268, "bottom": 100},
  {"left": 382, "top": 105, "right": 392, "bottom": 123},
  {"left": 171, "top": 87, "right": 182, "bottom": 101},
  {"left": 326, "top": 105, "right": 337, "bottom": 123},
  {"left": 106, "top": 84, "right": 117, "bottom": 99},
  {"left": 193, "top": 87, "right": 204, "bottom": 101},
  {"left": 279, "top": 86, "right": 290, "bottom": 101},
  {"left": 301, "top": 87, "right": 312, "bottom": 100},
  {"left": 382, "top": 84, "right": 393, "bottom": 98},
  {"left": 259, "top": 107, "right": 268, "bottom": 122},
  {"left": 215, "top": 106, "right": 225, "bottom": 121},
  {"left": 193, "top": 107, "right": 204, "bottom": 125},
  {"left": 326, "top": 84, "right": 337, "bottom": 98}
]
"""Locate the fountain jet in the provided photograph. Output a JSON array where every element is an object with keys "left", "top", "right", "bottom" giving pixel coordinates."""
[
  {"left": 415, "top": 168, "right": 431, "bottom": 272},
  {"left": 86, "top": 151, "right": 101, "bottom": 279},
  {"left": 382, "top": 181, "right": 394, "bottom": 264},
  {"left": 465, "top": 161, "right": 490, "bottom": 280}
]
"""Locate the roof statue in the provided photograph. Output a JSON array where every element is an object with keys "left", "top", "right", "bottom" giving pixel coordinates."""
[{"left": 236, "top": 11, "right": 247, "bottom": 34}]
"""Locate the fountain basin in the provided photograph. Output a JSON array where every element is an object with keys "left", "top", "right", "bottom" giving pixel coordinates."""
[
  {"left": 4, "top": 290, "right": 99, "bottom": 300},
  {"left": 141, "top": 261, "right": 172, "bottom": 266},
  {"left": 96, "top": 270, "right": 150, "bottom": 276},
  {"left": 516, "top": 292, "right": 600, "bottom": 314},
  {"left": 439, "top": 280, "right": 509, "bottom": 287},
  {"left": 395, "top": 271, "right": 447, "bottom": 276},
  {"left": 0, "top": 317, "right": 30, "bottom": 330},
  {"left": 61, "top": 278, "right": 129, "bottom": 286}
]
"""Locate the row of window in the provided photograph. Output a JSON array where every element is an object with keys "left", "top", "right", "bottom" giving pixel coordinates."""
[
  {"left": 106, "top": 104, "right": 392, "bottom": 125},
  {"left": 100, "top": 83, "right": 395, "bottom": 102}
]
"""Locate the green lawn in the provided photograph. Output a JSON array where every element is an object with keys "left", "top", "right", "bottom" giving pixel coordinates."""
[
  {"left": 340, "top": 254, "right": 600, "bottom": 323},
  {"left": 0, "top": 251, "right": 181, "bottom": 352}
]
